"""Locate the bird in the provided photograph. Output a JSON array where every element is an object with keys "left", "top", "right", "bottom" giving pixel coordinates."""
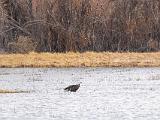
[{"left": 64, "top": 83, "right": 81, "bottom": 92}]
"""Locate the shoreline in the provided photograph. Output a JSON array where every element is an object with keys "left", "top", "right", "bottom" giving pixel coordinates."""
[{"left": 0, "top": 52, "right": 160, "bottom": 68}]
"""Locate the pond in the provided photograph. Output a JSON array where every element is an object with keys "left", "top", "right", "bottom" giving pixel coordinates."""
[{"left": 0, "top": 68, "right": 160, "bottom": 120}]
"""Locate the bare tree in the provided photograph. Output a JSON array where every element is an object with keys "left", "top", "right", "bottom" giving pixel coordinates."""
[{"left": 1, "top": 0, "right": 160, "bottom": 53}]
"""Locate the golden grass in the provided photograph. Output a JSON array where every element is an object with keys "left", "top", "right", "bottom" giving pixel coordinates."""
[
  {"left": 0, "top": 52, "right": 160, "bottom": 67},
  {"left": 0, "top": 89, "right": 29, "bottom": 94}
]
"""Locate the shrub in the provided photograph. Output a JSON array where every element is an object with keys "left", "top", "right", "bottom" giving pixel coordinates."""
[{"left": 8, "top": 36, "right": 37, "bottom": 53}]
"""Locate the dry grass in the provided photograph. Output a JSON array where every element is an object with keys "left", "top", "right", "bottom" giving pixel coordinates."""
[
  {"left": 0, "top": 52, "right": 160, "bottom": 67},
  {"left": 0, "top": 89, "right": 29, "bottom": 93}
]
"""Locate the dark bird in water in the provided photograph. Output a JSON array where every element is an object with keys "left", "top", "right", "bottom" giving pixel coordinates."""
[{"left": 64, "top": 84, "right": 80, "bottom": 92}]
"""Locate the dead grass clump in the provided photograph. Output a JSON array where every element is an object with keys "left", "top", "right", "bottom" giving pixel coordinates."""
[{"left": 0, "top": 89, "right": 29, "bottom": 94}]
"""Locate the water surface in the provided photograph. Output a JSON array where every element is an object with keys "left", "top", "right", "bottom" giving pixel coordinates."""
[{"left": 0, "top": 68, "right": 160, "bottom": 120}]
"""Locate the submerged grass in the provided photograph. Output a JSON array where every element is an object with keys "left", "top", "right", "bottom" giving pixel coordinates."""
[
  {"left": 0, "top": 52, "right": 160, "bottom": 67},
  {"left": 0, "top": 89, "right": 29, "bottom": 94}
]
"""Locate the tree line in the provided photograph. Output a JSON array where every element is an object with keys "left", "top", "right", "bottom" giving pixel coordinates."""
[{"left": 0, "top": 0, "right": 160, "bottom": 53}]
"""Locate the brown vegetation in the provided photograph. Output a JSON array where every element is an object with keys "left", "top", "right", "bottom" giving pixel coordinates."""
[
  {"left": 0, "top": 89, "right": 29, "bottom": 93},
  {"left": 0, "top": 52, "right": 160, "bottom": 67},
  {"left": 0, "top": 0, "right": 160, "bottom": 53},
  {"left": 8, "top": 36, "right": 37, "bottom": 53},
  {"left": 147, "top": 38, "right": 159, "bottom": 51}
]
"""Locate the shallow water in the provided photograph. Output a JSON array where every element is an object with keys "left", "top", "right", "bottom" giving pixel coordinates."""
[{"left": 0, "top": 68, "right": 160, "bottom": 120}]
